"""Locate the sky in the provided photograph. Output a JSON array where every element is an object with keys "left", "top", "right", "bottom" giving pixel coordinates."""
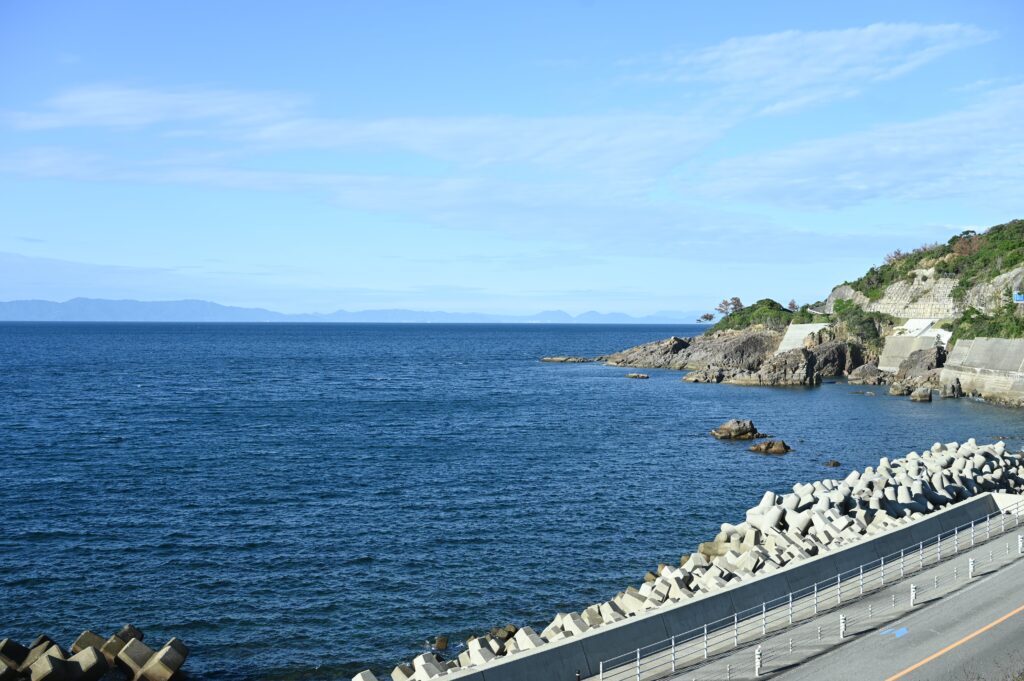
[{"left": 1, "top": 1, "right": 1022, "bottom": 315}]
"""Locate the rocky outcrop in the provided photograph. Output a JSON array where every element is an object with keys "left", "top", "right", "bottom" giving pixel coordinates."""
[
  {"left": 896, "top": 347, "right": 945, "bottom": 382},
  {"left": 909, "top": 387, "right": 933, "bottom": 402},
  {"left": 711, "top": 419, "right": 766, "bottom": 440},
  {"left": 726, "top": 348, "right": 820, "bottom": 386},
  {"left": 540, "top": 356, "right": 592, "bottom": 363},
  {"left": 601, "top": 329, "right": 780, "bottom": 372},
  {"left": 749, "top": 440, "right": 791, "bottom": 455},
  {"left": 847, "top": 363, "right": 891, "bottom": 385}
]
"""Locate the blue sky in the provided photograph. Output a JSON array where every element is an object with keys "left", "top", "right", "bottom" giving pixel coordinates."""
[{"left": 1, "top": 1, "right": 1022, "bottom": 315}]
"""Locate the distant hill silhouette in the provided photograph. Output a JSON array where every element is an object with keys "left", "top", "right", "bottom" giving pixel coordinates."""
[{"left": 0, "top": 298, "right": 706, "bottom": 324}]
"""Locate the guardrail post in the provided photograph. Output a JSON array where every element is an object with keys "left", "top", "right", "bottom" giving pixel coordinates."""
[
  {"left": 754, "top": 645, "right": 762, "bottom": 677},
  {"left": 987, "top": 516, "right": 991, "bottom": 540},
  {"left": 900, "top": 549, "right": 905, "bottom": 577},
  {"left": 839, "top": 614, "right": 847, "bottom": 639},
  {"left": 859, "top": 565, "right": 864, "bottom": 595},
  {"left": 880, "top": 556, "right": 885, "bottom": 585},
  {"left": 837, "top": 573, "right": 842, "bottom": 605},
  {"left": 703, "top": 624, "right": 708, "bottom": 659},
  {"left": 955, "top": 526, "right": 959, "bottom": 553},
  {"left": 635, "top": 648, "right": 640, "bottom": 681},
  {"left": 910, "top": 583, "right": 917, "bottom": 607},
  {"left": 599, "top": 660, "right": 603, "bottom": 681},
  {"left": 813, "top": 583, "right": 818, "bottom": 614},
  {"left": 969, "top": 557, "right": 976, "bottom": 579},
  {"left": 1001, "top": 513, "right": 1006, "bottom": 533},
  {"left": 938, "top": 534, "right": 942, "bottom": 562},
  {"left": 670, "top": 635, "right": 676, "bottom": 672},
  {"left": 919, "top": 541, "right": 924, "bottom": 569},
  {"left": 1018, "top": 534, "right": 1023, "bottom": 556},
  {"left": 762, "top": 602, "right": 767, "bottom": 635},
  {"left": 788, "top": 593, "right": 793, "bottom": 625},
  {"left": 734, "top": 612, "right": 739, "bottom": 647}
]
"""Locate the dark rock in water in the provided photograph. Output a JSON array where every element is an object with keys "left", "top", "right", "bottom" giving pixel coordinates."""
[
  {"left": 941, "top": 378, "right": 964, "bottom": 399},
  {"left": 711, "top": 419, "right": 767, "bottom": 440},
  {"left": 824, "top": 459, "right": 841, "bottom": 467},
  {"left": 910, "top": 387, "right": 933, "bottom": 402},
  {"left": 847, "top": 363, "right": 891, "bottom": 386},
  {"left": 433, "top": 635, "right": 449, "bottom": 651},
  {"left": 625, "top": 373, "right": 649, "bottom": 379},
  {"left": 749, "top": 440, "right": 791, "bottom": 455},
  {"left": 889, "top": 382, "right": 913, "bottom": 396},
  {"left": 540, "top": 356, "right": 592, "bottom": 363}
]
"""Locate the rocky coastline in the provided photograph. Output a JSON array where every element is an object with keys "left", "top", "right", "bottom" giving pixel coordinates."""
[
  {"left": 353, "top": 437, "right": 1023, "bottom": 681},
  {"left": 539, "top": 320, "right": 978, "bottom": 401}
]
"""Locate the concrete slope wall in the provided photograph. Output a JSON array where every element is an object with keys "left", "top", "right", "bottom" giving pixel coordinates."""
[
  {"left": 449, "top": 494, "right": 1003, "bottom": 681},
  {"left": 774, "top": 323, "right": 830, "bottom": 355},
  {"left": 940, "top": 338, "right": 1024, "bottom": 406},
  {"left": 878, "top": 335, "right": 940, "bottom": 372}
]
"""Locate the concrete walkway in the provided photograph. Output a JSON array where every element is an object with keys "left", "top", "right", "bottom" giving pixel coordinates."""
[{"left": 653, "top": 522, "right": 1024, "bottom": 681}]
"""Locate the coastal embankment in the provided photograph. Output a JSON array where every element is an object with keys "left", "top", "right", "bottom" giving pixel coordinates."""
[{"left": 354, "top": 438, "right": 1024, "bottom": 680}]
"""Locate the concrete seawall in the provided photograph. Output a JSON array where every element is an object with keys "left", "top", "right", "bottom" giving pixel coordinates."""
[
  {"left": 774, "top": 324, "right": 830, "bottom": 355},
  {"left": 877, "top": 335, "right": 941, "bottom": 372},
  {"left": 940, "top": 338, "right": 1024, "bottom": 406},
  {"left": 445, "top": 493, "right": 1003, "bottom": 681}
]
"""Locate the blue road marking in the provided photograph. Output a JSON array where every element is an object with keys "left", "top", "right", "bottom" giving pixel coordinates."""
[{"left": 879, "top": 627, "right": 909, "bottom": 638}]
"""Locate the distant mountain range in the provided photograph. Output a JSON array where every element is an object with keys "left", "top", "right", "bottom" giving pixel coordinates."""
[{"left": 0, "top": 298, "right": 708, "bottom": 324}]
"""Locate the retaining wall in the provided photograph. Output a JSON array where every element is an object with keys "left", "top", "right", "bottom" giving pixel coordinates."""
[
  {"left": 774, "top": 323, "right": 830, "bottom": 355},
  {"left": 940, "top": 338, "right": 1024, "bottom": 406},
  {"left": 878, "top": 335, "right": 941, "bottom": 372},
  {"left": 448, "top": 494, "right": 1004, "bottom": 681}
]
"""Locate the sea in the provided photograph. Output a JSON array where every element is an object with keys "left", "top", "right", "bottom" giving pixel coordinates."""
[{"left": 2, "top": 322, "right": 1023, "bottom": 679}]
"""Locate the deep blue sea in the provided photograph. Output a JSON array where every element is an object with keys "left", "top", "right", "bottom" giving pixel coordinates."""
[{"left": 3, "top": 323, "right": 1023, "bottom": 679}]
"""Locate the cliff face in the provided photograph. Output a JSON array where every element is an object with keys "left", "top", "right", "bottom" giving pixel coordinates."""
[
  {"left": 824, "top": 266, "right": 1024, "bottom": 320},
  {"left": 824, "top": 269, "right": 960, "bottom": 319}
]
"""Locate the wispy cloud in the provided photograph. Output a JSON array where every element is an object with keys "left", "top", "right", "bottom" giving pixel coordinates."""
[
  {"left": 692, "top": 84, "right": 1024, "bottom": 208},
  {"left": 6, "top": 85, "right": 305, "bottom": 130},
  {"left": 632, "top": 23, "right": 994, "bottom": 114}
]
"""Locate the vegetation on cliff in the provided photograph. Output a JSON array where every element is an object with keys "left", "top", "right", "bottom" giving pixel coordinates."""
[
  {"left": 944, "top": 301, "right": 1024, "bottom": 346},
  {"left": 709, "top": 298, "right": 794, "bottom": 332},
  {"left": 846, "top": 218, "right": 1024, "bottom": 302},
  {"left": 828, "top": 300, "right": 898, "bottom": 352}
]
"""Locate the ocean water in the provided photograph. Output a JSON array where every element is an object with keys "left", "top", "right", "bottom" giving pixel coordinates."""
[{"left": 2, "top": 322, "right": 1023, "bottom": 679}]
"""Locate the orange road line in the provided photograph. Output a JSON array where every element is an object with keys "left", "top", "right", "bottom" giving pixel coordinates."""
[{"left": 884, "top": 602, "right": 1024, "bottom": 681}]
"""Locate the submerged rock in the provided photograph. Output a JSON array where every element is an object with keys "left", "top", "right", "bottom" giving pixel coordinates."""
[
  {"left": 823, "top": 459, "right": 841, "bottom": 467},
  {"left": 625, "top": 373, "right": 649, "bottom": 379},
  {"left": 540, "top": 356, "right": 592, "bottom": 363}
]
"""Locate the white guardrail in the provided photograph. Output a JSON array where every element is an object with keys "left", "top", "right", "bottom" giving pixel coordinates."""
[{"left": 598, "top": 496, "right": 1024, "bottom": 681}]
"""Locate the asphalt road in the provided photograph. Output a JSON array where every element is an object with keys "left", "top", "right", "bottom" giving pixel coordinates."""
[{"left": 774, "top": 553, "right": 1024, "bottom": 681}]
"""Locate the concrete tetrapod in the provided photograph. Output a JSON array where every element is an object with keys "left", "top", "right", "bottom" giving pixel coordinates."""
[{"left": 137, "top": 638, "right": 190, "bottom": 681}]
